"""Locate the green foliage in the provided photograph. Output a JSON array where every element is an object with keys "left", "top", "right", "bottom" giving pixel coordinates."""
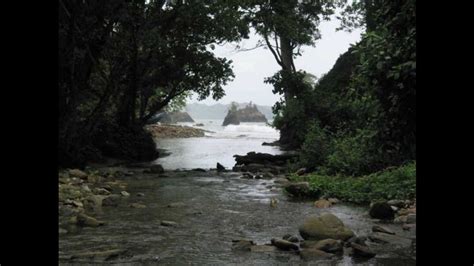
[
  {"left": 300, "top": 122, "right": 332, "bottom": 170},
  {"left": 285, "top": 0, "right": 415, "bottom": 176},
  {"left": 266, "top": 70, "right": 317, "bottom": 147},
  {"left": 58, "top": 0, "right": 252, "bottom": 167},
  {"left": 229, "top": 101, "right": 239, "bottom": 113},
  {"left": 289, "top": 162, "right": 416, "bottom": 204},
  {"left": 349, "top": 0, "right": 416, "bottom": 165},
  {"left": 164, "top": 92, "right": 191, "bottom": 113}
]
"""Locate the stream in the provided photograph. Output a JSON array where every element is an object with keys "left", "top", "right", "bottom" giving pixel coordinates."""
[{"left": 59, "top": 120, "right": 415, "bottom": 265}]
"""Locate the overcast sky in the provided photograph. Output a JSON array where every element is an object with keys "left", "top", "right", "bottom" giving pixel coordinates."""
[{"left": 189, "top": 16, "right": 363, "bottom": 106}]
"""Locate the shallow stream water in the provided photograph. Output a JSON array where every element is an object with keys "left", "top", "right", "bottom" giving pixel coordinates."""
[{"left": 59, "top": 120, "right": 415, "bottom": 265}]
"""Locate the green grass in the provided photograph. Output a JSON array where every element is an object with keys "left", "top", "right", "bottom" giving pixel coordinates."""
[{"left": 288, "top": 161, "right": 416, "bottom": 204}]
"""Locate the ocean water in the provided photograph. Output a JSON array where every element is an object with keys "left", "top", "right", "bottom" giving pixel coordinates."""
[{"left": 152, "top": 119, "right": 282, "bottom": 170}]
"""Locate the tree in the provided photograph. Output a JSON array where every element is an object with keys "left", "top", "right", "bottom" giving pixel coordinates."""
[
  {"left": 229, "top": 102, "right": 239, "bottom": 112},
  {"left": 58, "top": 0, "right": 251, "bottom": 167},
  {"left": 239, "top": 0, "right": 339, "bottom": 148}
]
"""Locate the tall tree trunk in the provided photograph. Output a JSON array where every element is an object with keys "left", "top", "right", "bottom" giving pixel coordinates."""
[
  {"left": 118, "top": 32, "right": 139, "bottom": 127},
  {"left": 279, "top": 35, "right": 294, "bottom": 102}
]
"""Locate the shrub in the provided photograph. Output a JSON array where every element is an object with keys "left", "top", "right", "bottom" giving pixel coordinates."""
[{"left": 289, "top": 162, "right": 416, "bottom": 204}]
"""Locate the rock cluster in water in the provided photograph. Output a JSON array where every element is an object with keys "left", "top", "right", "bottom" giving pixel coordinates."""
[
  {"left": 145, "top": 124, "right": 208, "bottom": 138},
  {"left": 222, "top": 104, "right": 268, "bottom": 126}
]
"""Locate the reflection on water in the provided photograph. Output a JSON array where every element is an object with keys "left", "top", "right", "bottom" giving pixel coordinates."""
[{"left": 153, "top": 120, "right": 282, "bottom": 169}]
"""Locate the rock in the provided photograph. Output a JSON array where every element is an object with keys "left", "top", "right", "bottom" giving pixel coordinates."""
[
  {"left": 262, "top": 172, "right": 275, "bottom": 179},
  {"left": 314, "top": 199, "right": 332, "bottom": 208},
  {"left": 167, "top": 202, "right": 186, "bottom": 208},
  {"left": 216, "top": 163, "right": 226, "bottom": 172},
  {"left": 222, "top": 111, "right": 241, "bottom": 126},
  {"left": 222, "top": 104, "right": 267, "bottom": 126},
  {"left": 298, "top": 213, "right": 355, "bottom": 241},
  {"left": 372, "top": 225, "right": 395, "bottom": 235},
  {"left": 71, "top": 200, "right": 83, "bottom": 208},
  {"left": 77, "top": 213, "right": 105, "bottom": 227},
  {"left": 68, "top": 169, "right": 88, "bottom": 179},
  {"left": 120, "top": 191, "right": 130, "bottom": 197},
  {"left": 81, "top": 185, "right": 92, "bottom": 192},
  {"left": 262, "top": 141, "right": 280, "bottom": 146},
  {"left": 250, "top": 245, "right": 277, "bottom": 252},
  {"left": 328, "top": 198, "right": 340, "bottom": 204},
  {"left": 299, "top": 249, "right": 334, "bottom": 260},
  {"left": 136, "top": 193, "right": 145, "bottom": 197},
  {"left": 59, "top": 228, "right": 68, "bottom": 235},
  {"left": 394, "top": 215, "right": 408, "bottom": 224},
  {"left": 368, "top": 232, "right": 412, "bottom": 247},
  {"left": 84, "top": 195, "right": 104, "bottom": 211},
  {"left": 239, "top": 163, "right": 265, "bottom": 172},
  {"left": 369, "top": 202, "right": 395, "bottom": 220},
  {"left": 160, "top": 220, "right": 177, "bottom": 227},
  {"left": 87, "top": 174, "right": 102, "bottom": 184},
  {"left": 102, "top": 194, "right": 121, "bottom": 206},
  {"left": 406, "top": 214, "right": 416, "bottom": 224},
  {"left": 351, "top": 243, "right": 376, "bottom": 258},
  {"left": 270, "top": 198, "right": 278, "bottom": 208},
  {"left": 270, "top": 238, "right": 300, "bottom": 251},
  {"left": 145, "top": 124, "right": 206, "bottom": 138},
  {"left": 232, "top": 165, "right": 243, "bottom": 171},
  {"left": 149, "top": 165, "right": 164, "bottom": 174},
  {"left": 296, "top": 168, "right": 307, "bottom": 176},
  {"left": 311, "top": 239, "right": 343, "bottom": 253},
  {"left": 233, "top": 152, "right": 298, "bottom": 166},
  {"left": 130, "top": 203, "right": 146, "bottom": 208},
  {"left": 274, "top": 177, "right": 290, "bottom": 184},
  {"left": 387, "top": 199, "right": 406, "bottom": 208},
  {"left": 402, "top": 224, "right": 416, "bottom": 231},
  {"left": 232, "top": 240, "right": 254, "bottom": 251},
  {"left": 284, "top": 182, "right": 312, "bottom": 198},
  {"left": 94, "top": 188, "right": 111, "bottom": 195},
  {"left": 192, "top": 168, "right": 206, "bottom": 172},
  {"left": 194, "top": 123, "right": 204, "bottom": 127},
  {"left": 391, "top": 206, "right": 399, "bottom": 211},
  {"left": 282, "top": 234, "right": 300, "bottom": 243},
  {"left": 240, "top": 173, "right": 254, "bottom": 179},
  {"left": 345, "top": 236, "right": 368, "bottom": 247}
]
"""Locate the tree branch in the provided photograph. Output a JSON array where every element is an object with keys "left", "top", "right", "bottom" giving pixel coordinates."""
[{"left": 263, "top": 32, "right": 283, "bottom": 67}]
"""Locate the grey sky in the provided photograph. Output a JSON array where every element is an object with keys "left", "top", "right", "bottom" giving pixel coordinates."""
[{"left": 190, "top": 16, "right": 363, "bottom": 106}]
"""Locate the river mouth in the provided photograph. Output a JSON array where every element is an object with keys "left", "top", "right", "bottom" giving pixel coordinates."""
[{"left": 59, "top": 169, "right": 415, "bottom": 265}]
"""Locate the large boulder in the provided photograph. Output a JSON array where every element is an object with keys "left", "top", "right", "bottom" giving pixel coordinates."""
[
  {"left": 222, "top": 111, "right": 240, "bottom": 126},
  {"left": 299, "top": 213, "right": 354, "bottom": 241},
  {"left": 233, "top": 152, "right": 297, "bottom": 166},
  {"left": 149, "top": 164, "right": 165, "bottom": 174},
  {"left": 216, "top": 162, "right": 226, "bottom": 172},
  {"left": 369, "top": 202, "right": 395, "bottom": 220},
  {"left": 149, "top": 111, "right": 195, "bottom": 124},
  {"left": 351, "top": 243, "right": 376, "bottom": 258},
  {"left": 299, "top": 249, "right": 334, "bottom": 261}
]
